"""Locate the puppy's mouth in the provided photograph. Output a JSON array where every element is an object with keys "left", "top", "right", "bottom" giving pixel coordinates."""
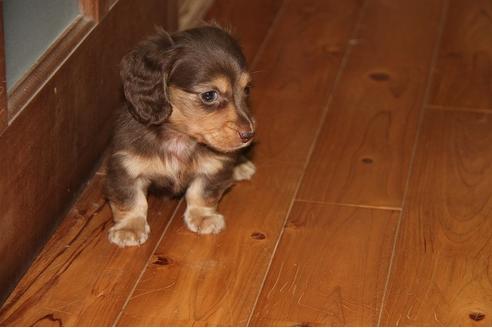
[
  {"left": 200, "top": 131, "right": 254, "bottom": 153},
  {"left": 203, "top": 138, "right": 253, "bottom": 153}
]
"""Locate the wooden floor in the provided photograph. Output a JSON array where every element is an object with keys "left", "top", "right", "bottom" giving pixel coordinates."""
[{"left": 2, "top": 0, "right": 492, "bottom": 326}]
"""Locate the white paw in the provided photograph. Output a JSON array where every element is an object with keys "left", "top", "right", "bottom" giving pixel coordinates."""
[
  {"left": 108, "top": 218, "right": 150, "bottom": 247},
  {"left": 233, "top": 160, "right": 256, "bottom": 181},
  {"left": 184, "top": 206, "right": 225, "bottom": 234}
]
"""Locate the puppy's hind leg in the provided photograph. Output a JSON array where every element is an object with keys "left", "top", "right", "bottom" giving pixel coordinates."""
[
  {"left": 106, "top": 159, "right": 150, "bottom": 247},
  {"left": 184, "top": 177, "right": 230, "bottom": 234},
  {"left": 233, "top": 159, "right": 256, "bottom": 181}
]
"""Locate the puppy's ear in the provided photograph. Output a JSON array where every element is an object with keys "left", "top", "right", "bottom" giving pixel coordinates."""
[{"left": 120, "top": 35, "right": 175, "bottom": 125}]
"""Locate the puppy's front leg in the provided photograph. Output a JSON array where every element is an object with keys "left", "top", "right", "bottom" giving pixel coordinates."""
[
  {"left": 106, "top": 170, "right": 150, "bottom": 247},
  {"left": 184, "top": 176, "right": 230, "bottom": 234}
]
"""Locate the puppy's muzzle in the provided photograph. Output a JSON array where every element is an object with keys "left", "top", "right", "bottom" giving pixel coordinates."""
[{"left": 239, "top": 130, "right": 255, "bottom": 143}]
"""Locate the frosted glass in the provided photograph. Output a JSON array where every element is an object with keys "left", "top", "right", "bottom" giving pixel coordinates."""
[{"left": 4, "top": 0, "right": 80, "bottom": 90}]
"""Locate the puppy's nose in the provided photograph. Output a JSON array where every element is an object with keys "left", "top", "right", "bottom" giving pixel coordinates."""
[{"left": 239, "top": 130, "right": 255, "bottom": 143}]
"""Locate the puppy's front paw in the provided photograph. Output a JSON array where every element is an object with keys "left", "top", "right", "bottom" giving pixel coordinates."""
[
  {"left": 108, "top": 217, "right": 150, "bottom": 247},
  {"left": 233, "top": 160, "right": 256, "bottom": 181},
  {"left": 184, "top": 206, "right": 225, "bottom": 234}
]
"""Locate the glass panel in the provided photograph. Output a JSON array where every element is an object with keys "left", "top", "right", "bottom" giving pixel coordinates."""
[{"left": 4, "top": 0, "right": 80, "bottom": 91}]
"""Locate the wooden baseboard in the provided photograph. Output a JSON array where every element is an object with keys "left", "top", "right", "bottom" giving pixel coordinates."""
[{"left": 0, "top": 0, "right": 177, "bottom": 303}]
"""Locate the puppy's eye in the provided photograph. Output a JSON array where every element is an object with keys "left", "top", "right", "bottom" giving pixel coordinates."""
[{"left": 200, "top": 90, "right": 218, "bottom": 104}]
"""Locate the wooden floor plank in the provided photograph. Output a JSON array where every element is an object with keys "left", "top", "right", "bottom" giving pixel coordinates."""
[
  {"left": 246, "top": 0, "right": 363, "bottom": 164},
  {"left": 116, "top": 0, "right": 363, "bottom": 325},
  {"left": 0, "top": 170, "right": 179, "bottom": 326},
  {"left": 205, "top": 0, "right": 284, "bottom": 64},
  {"left": 380, "top": 110, "right": 492, "bottom": 326},
  {"left": 297, "top": 0, "right": 444, "bottom": 208},
  {"left": 429, "top": 0, "right": 492, "bottom": 111},
  {"left": 250, "top": 201, "right": 399, "bottom": 326},
  {"left": 8, "top": 1, "right": 492, "bottom": 326}
]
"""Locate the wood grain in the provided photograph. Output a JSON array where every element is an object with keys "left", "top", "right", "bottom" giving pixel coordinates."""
[
  {"left": 166, "top": 0, "right": 179, "bottom": 32},
  {"left": 380, "top": 110, "right": 492, "bottom": 326},
  {"left": 117, "top": 0, "right": 363, "bottom": 325},
  {"left": 251, "top": 201, "right": 399, "bottom": 326},
  {"left": 249, "top": 0, "right": 361, "bottom": 164},
  {"left": 205, "top": 0, "right": 284, "bottom": 64},
  {"left": 8, "top": 1, "right": 492, "bottom": 326},
  {"left": 0, "top": 170, "right": 179, "bottom": 326},
  {"left": 178, "top": 0, "right": 214, "bottom": 30},
  {"left": 0, "top": 0, "right": 174, "bottom": 305},
  {"left": 297, "top": 0, "right": 444, "bottom": 208},
  {"left": 0, "top": 2, "right": 7, "bottom": 133},
  {"left": 79, "top": 0, "right": 111, "bottom": 22},
  {"left": 117, "top": 164, "right": 303, "bottom": 326},
  {"left": 429, "top": 0, "right": 492, "bottom": 110}
]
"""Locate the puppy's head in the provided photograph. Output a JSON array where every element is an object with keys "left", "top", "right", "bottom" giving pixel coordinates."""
[{"left": 121, "top": 26, "right": 255, "bottom": 153}]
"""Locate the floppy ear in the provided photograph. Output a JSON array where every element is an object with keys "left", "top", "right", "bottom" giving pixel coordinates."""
[{"left": 120, "top": 35, "right": 175, "bottom": 125}]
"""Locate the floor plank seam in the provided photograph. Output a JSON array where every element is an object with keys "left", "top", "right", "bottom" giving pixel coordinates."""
[
  {"left": 294, "top": 199, "right": 402, "bottom": 212},
  {"left": 238, "top": 3, "right": 295, "bottom": 324},
  {"left": 245, "top": 0, "right": 371, "bottom": 324},
  {"left": 376, "top": 1, "right": 450, "bottom": 325},
  {"left": 111, "top": 198, "right": 184, "bottom": 327},
  {"left": 249, "top": 0, "right": 288, "bottom": 70},
  {"left": 427, "top": 104, "right": 492, "bottom": 115}
]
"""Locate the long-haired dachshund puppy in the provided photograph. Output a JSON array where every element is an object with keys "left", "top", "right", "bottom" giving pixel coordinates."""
[{"left": 105, "top": 26, "right": 256, "bottom": 247}]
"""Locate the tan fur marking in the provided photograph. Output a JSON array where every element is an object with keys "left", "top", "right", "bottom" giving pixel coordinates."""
[
  {"left": 108, "top": 217, "right": 150, "bottom": 247},
  {"left": 189, "top": 75, "right": 232, "bottom": 95},
  {"left": 168, "top": 87, "right": 197, "bottom": 114},
  {"left": 108, "top": 178, "right": 150, "bottom": 247},
  {"left": 169, "top": 85, "right": 249, "bottom": 152},
  {"left": 184, "top": 178, "right": 225, "bottom": 234},
  {"left": 185, "top": 207, "right": 225, "bottom": 234},
  {"left": 211, "top": 76, "right": 230, "bottom": 94},
  {"left": 116, "top": 151, "right": 181, "bottom": 181},
  {"left": 185, "top": 178, "right": 208, "bottom": 207},
  {"left": 233, "top": 160, "right": 256, "bottom": 181},
  {"left": 195, "top": 153, "right": 226, "bottom": 176},
  {"left": 239, "top": 72, "right": 251, "bottom": 88}
]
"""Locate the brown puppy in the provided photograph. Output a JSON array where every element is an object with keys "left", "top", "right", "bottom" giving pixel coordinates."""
[{"left": 105, "top": 26, "right": 256, "bottom": 247}]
